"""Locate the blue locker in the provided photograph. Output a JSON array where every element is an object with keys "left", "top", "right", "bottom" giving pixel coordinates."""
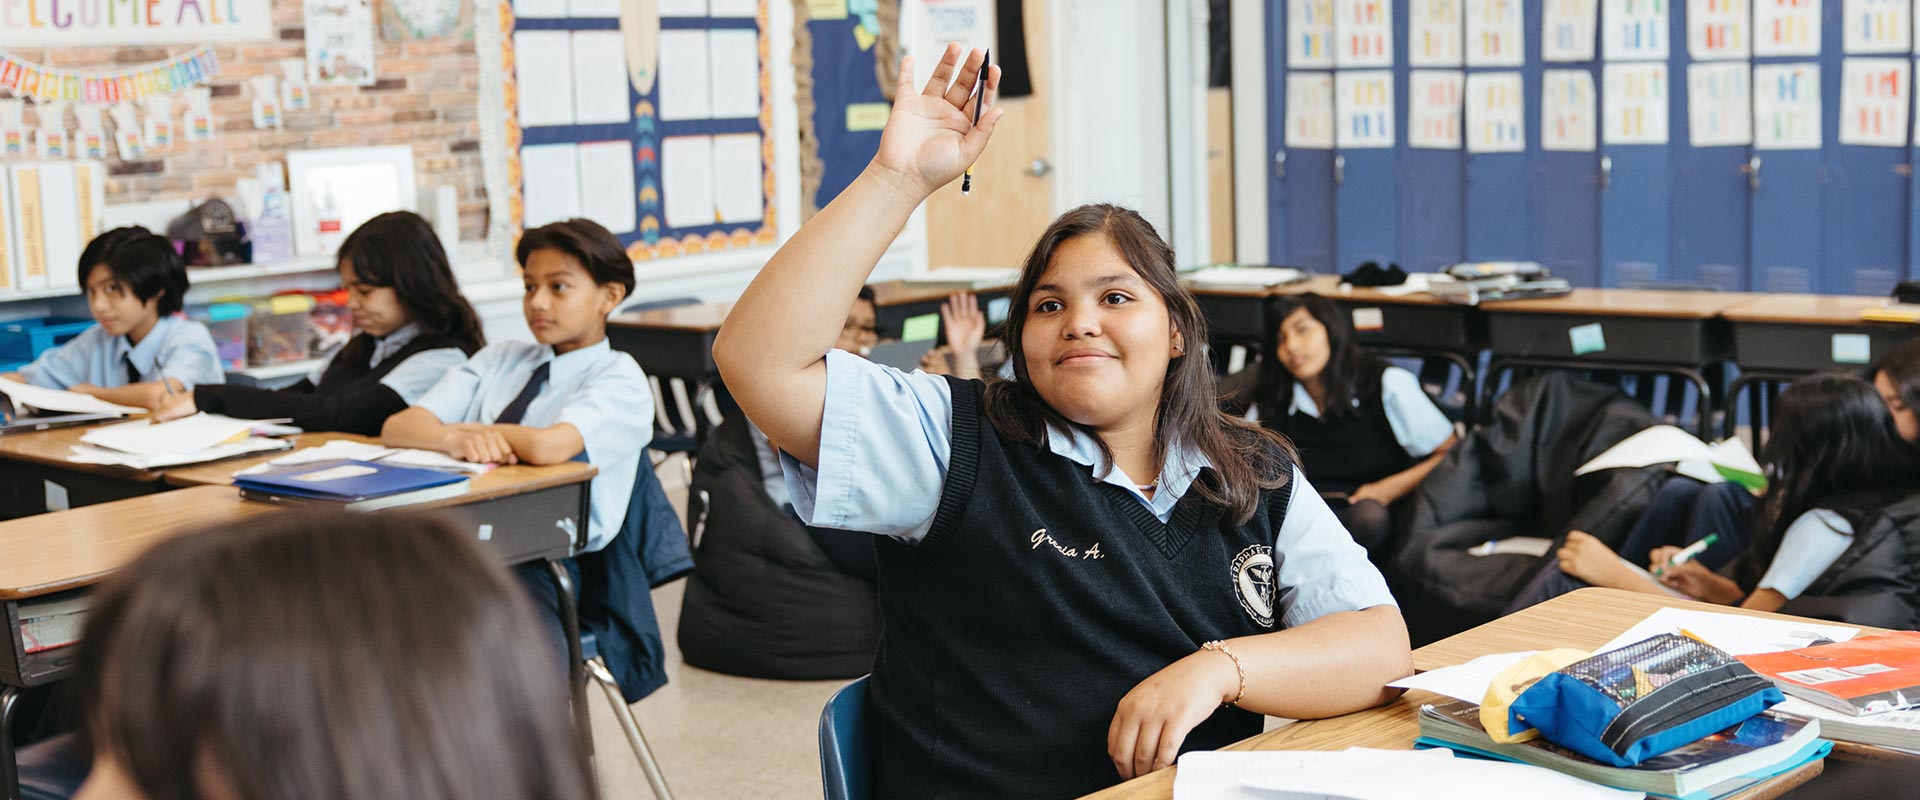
[
  {"left": 1596, "top": 0, "right": 1682, "bottom": 287},
  {"left": 1668, "top": 10, "right": 1752, "bottom": 291},
  {"left": 1746, "top": 6, "right": 1835, "bottom": 294},
  {"left": 1532, "top": 3, "right": 1601, "bottom": 288},
  {"left": 1824, "top": 58, "right": 1910, "bottom": 296},
  {"left": 1397, "top": 0, "right": 1464, "bottom": 272},
  {"left": 1268, "top": 3, "right": 1338, "bottom": 271},
  {"left": 1336, "top": 106, "right": 1401, "bottom": 271}
]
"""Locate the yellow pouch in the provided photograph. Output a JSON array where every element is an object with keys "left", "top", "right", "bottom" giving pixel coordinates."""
[{"left": 1480, "top": 648, "right": 1589, "bottom": 743}]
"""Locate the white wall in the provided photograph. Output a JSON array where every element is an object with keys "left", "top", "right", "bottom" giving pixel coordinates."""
[{"left": 1050, "top": 0, "right": 1173, "bottom": 238}]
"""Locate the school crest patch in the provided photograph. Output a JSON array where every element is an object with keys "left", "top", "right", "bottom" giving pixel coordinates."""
[{"left": 1232, "top": 544, "right": 1276, "bottom": 627}]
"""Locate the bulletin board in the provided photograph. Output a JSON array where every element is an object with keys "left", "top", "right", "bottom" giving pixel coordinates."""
[
  {"left": 480, "top": 0, "right": 776, "bottom": 263},
  {"left": 794, "top": 0, "right": 897, "bottom": 218}
]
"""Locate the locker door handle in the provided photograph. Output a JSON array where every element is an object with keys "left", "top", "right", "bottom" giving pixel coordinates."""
[
  {"left": 1274, "top": 150, "right": 1287, "bottom": 180},
  {"left": 1742, "top": 155, "right": 1762, "bottom": 191},
  {"left": 1334, "top": 154, "right": 1346, "bottom": 185},
  {"left": 1897, "top": 164, "right": 1914, "bottom": 178},
  {"left": 1599, "top": 156, "right": 1611, "bottom": 191}
]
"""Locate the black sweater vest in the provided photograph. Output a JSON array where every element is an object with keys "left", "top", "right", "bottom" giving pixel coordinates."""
[
  {"left": 1261, "top": 372, "right": 1411, "bottom": 495},
  {"left": 193, "top": 332, "right": 475, "bottom": 436},
  {"left": 869, "top": 377, "right": 1294, "bottom": 798}
]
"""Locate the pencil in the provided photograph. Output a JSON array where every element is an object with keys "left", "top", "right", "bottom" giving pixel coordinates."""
[{"left": 962, "top": 48, "right": 989, "bottom": 196}]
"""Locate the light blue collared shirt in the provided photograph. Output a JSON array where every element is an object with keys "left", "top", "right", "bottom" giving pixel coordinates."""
[
  {"left": 416, "top": 338, "right": 653, "bottom": 552},
  {"left": 1757, "top": 509, "right": 1854, "bottom": 601},
  {"left": 306, "top": 324, "right": 471, "bottom": 404},
  {"left": 777, "top": 350, "right": 1397, "bottom": 627},
  {"left": 17, "top": 315, "right": 225, "bottom": 391},
  {"left": 1283, "top": 366, "right": 1455, "bottom": 457}
]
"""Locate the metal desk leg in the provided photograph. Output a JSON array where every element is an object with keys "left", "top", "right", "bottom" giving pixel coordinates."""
[
  {"left": 548, "top": 561, "right": 591, "bottom": 761},
  {"left": 2, "top": 685, "right": 22, "bottom": 800}
]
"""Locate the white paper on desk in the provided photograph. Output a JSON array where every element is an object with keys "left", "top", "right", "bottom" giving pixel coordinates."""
[
  {"left": 1387, "top": 651, "right": 1537, "bottom": 704},
  {"left": 514, "top": 31, "right": 576, "bottom": 127},
  {"left": 662, "top": 135, "right": 716, "bottom": 228},
  {"left": 1173, "top": 748, "right": 1641, "bottom": 800},
  {"left": 273, "top": 439, "right": 396, "bottom": 465},
  {"left": 1372, "top": 273, "right": 1449, "bottom": 297},
  {"left": 707, "top": 28, "right": 761, "bottom": 119},
  {"left": 379, "top": 448, "right": 494, "bottom": 474},
  {"left": 711, "top": 132, "right": 764, "bottom": 224},
  {"left": 571, "top": 31, "right": 632, "bottom": 125},
  {"left": 1575, "top": 425, "right": 1713, "bottom": 475},
  {"left": 1598, "top": 607, "right": 1859, "bottom": 656},
  {"left": 521, "top": 143, "right": 582, "bottom": 228},
  {"left": 1188, "top": 267, "right": 1307, "bottom": 288},
  {"left": 0, "top": 377, "right": 142, "bottom": 416},
  {"left": 80, "top": 414, "right": 278, "bottom": 457},
  {"left": 577, "top": 140, "right": 639, "bottom": 234},
  {"left": 657, "top": 30, "right": 712, "bottom": 121},
  {"left": 68, "top": 438, "right": 291, "bottom": 470}
]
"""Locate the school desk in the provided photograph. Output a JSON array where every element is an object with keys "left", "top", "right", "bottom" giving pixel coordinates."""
[
  {"left": 1719, "top": 294, "right": 1920, "bottom": 441},
  {"left": 1077, "top": 588, "right": 1844, "bottom": 800},
  {"left": 607, "top": 301, "right": 733, "bottom": 385},
  {"left": 867, "top": 278, "right": 1014, "bottom": 345},
  {"left": 0, "top": 420, "right": 169, "bottom": 519},
  {"left": 1477, "top": 289, "right": 1754, "bottom": 438}
]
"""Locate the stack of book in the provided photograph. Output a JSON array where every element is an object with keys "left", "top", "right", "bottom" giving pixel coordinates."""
[
  {"left": 1739, "top": 631, "right": 1920, "bottom": 752},
  {"left": 235, "top": 459, "right": 471, "bottom": 511}
]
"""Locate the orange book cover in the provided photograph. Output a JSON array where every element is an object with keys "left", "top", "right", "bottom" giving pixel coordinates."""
[{"left": 1738, "top": 631, "right": 1920, "bottom": 716}]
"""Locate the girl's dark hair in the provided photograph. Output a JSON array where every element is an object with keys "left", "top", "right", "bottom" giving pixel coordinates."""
[
  {"left": 984, "top": 203, "right": 1293, "bottom": 525},
  {"left": 517, "top": 219, "right": 636, "bottom": 298},
  {"left": 1870, "top": 337, "right": 1920, "bottom": 416},
  {"left": 334, "top": 211, "right": 486, "bottom": 366},
  {"left": 1260, "top": 293, "right": 1387, "bottom": 421},
  {"left": 1739, "top": 372, "right": 1920, "bottom": 586},
  {"left": 78, "top": 226, "right": 189, "bottom": 316},
  {"left": 78, "top": 511, "right": 593, "bottom": 800}
]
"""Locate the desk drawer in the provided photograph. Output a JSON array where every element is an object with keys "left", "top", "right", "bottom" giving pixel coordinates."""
[
  {"left": 1335, "top": 302, "right": 1484, "bottom": 353},
  {"left": 608, "top": 327, "right": 719, "bottom": 383},
  {"left": 1732, "top": 322, "right": 1915, "bottom": 374},
  {"left": 440, "top": 483, "right": 586, "bottom": 567},
  {"left": 1488, "top": 314, "right": 1729, "bottom": 365},
  {"left": 2, "top": 593, "right": 87, "bottom": 688}
]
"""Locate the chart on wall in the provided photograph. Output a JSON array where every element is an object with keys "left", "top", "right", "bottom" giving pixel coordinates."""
[{"left": 488, "top": 0, "right": 774, "bottom": 262}]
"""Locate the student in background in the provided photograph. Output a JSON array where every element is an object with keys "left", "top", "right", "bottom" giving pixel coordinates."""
[
  {"left": 56, "top": 511, "right": 590, "bottom": 800},
  {"left": 1243, "top": 293, "right": 1457, "bottom": 557},
  {"left": 383, "top": 218, "right": 651, "bottom": 642},
  {"left": 918, "top": 289, "right": 988, "bottom": 379},
  {"left": 2, "top": 226, "right": 223, "bottom": 408},
  {"left": 713, "top": 45, "right": 1409, "bottom": 797},
  {"left": 1525, "top": 373, "right": 1917, "bottom": 612},
  {"left": 151, "top": 212, "right": 484, "bottom": 434},
  {"left": 1872, "top": 338, "right": 1920, "bottom": 446}
]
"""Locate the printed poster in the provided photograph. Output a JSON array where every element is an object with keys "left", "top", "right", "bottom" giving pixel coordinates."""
[
  {"left": 1604, "top": 0, "right": 1670, "bottom": 61},
  {"left": 1466, "top": 71, "right": 1524, "bottom": 152},
  {"left": 1409, "top": 70, "right": 1465, "bottom": 148},
  {"left": 1335, "top": 70, "right": 1395, "bottom": 148},
  {"left": 1290, "top": 0, "right": 1336, "bottom": 68},
  {"left": 1335, "top": 0, "right": 1394, "bottom": 67},
  {"left": 306, "top": 0, "right": 378, "bottom": 86},
  {"left": 1688, "top": 62, "right": 1752, "bottom": 146},
  {"left": 1753, "top": 62, "right": 1822, "bottom": 149},
  {"left": 1410, "top": 0, "right": 1464, "bottom": 67},
  {"left": 1688, "top": 0, "right": 1749, "bottom": 60},
  {"left": 1843, "top": 0, "right": 1911, "bottom": 54},
  {"left": 1543, "top": 0, "right": 1599, "bottom": 61},
  {"left": 1466, "top": 0, "right": 1524, "bottom": 66},
  {"left": 1543, "top": 69, "right": 1598, "bottom": 151},
  {"left": 1603, "top": 61, "right": 1669, "bottom": 144},
  {"left": 1839, "top": 57, "right": 1910, "bottom": 146},
  {"left": 1286, "top": 72, "right": 1336, "bottom": 149},
  {"left": 1754, "top": 0, "right": 1820, "bottom": 57}
]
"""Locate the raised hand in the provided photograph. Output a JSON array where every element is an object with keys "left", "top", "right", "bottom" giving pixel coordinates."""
[{"left": 872, "top": 44, "right": 1004, "bottom": 198}]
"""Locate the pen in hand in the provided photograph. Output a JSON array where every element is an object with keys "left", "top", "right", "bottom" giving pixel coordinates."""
[{"left": 1653, "top": 533, "right": 1718, "bottom": 577}]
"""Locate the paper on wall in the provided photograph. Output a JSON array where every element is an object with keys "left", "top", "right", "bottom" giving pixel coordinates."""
[
  {"left": 1602, "top": 61, "right": 1669, "bottom": 145},
  {"left": 1465, "top": 71, "right": 1524, "bottom": 153},
  {"left": 1410, "top": 0, "right": 1463, "bottom": 67},
  {"left": 661, "top": 135, "right": 717, "bottom": 228},
  {"left": 1286, "top": 72, "right": 1336, "bottom": 149},
  {"left": 520, "top": 143, "right": 583, "bottom": 227},
  {"left": 1335, "top": 0, "right": 1394, "bottom": 67},
  {"left": 1688, "top": 0, "right": 1751, "bottom": 60},
  {"left": 657, "top": 29, "right": 712, "bottom": 120},
  {"left": 1689, "top": 62, "right": 1753, "bottom": 146},
  {"left": 707, "top": 28, "right": 761, "bottom": 119},
  {"left": 576, "top": 140, "right": 639, "bottom": 234},
  {"left": 1754, "top": 0, "right": 1820, "bottom": 56},
  {"left": 1844, "top": 0, "right": 1911, "bottom": 54},
  {"left": 1542, "top": 0, "right": 1598, "bottom": 61},
  {"left": 1839, "top": 57, "right": 1910, "bottom": 147},
  {"left": 1409, "top": 70, "right": 1465, "bottom": 149},
  {"left": 1603, "top": 0, "right": 1669, "bottom": 60},
  {"left": 1465, "top": 0, "right": 1523, "bottom": 66},
  {"left": 710, "top": 133, "right": 763, "bottom": 224},
  {"left": 514, "top": 31, "right": 577, "bottom": 127},
  {"left": 571, "top": 31, "right": 632, "bottom": 125},
  {"left": 1290, "top": 0, "right": 1336, "bottom": 68},
  {"left": 1335, "top": 70, "right": 1396, "bottom": 148},
  {"left": 1754, "top": 62, "right": 1822, "bottom": 150},
  {"left": 1542, "top": 69, "right": 1598, "bottom": 151}
]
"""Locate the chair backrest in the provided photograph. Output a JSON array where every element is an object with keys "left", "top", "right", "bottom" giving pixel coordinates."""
[
  {"left": 818, "top": 675, "right": 873, "bottom": 800},
  {"left": 620, "top": 296, "right": 703, "bottom": 315}
]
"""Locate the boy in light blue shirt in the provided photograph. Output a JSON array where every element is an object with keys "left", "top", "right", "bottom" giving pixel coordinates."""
[{"left": 3, "top": 227, "right": 224, "bottom": 408}]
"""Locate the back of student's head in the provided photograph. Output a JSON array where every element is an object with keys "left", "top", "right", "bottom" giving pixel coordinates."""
[
  {"left": 77, "top": 511, "right": 592, "bottom": 800},
  {"left": 1754, "top": 372, "right": 1919, "bottom": 561},
  {"left": 78, "top": 226, "right": 189, "bottom": 316},
  {"left": 337, "top": 211, "right": 485, "bottom": 351},
  {"left": 1264, "top": 293, "right": 1385, "bottom": 420},
  {"left": 516, "top": 219, "right": 636, "bottom": 300},
  {"left": 984, "top": 203, "right": 1290, "bottom": 526}
]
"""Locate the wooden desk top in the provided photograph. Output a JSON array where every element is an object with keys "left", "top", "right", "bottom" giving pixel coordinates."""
[
  {"left": 1480, "top": 288, "right": 1756, "bottom": 319},
  {"left": 1187, "top": 275, "right": 1464, "bottom": 307},
  {"left": 0, "top": 486, "right": 280, "bottom": 600},
  {"left": 163, "top": 431, "right": 596, "bottom": 509},
  {"left": 868, "top": 277, "right": 1015, "bottom": 308},
  {"left": 0, "top": 418, "right": 165, "bottom": 482},
  {"left": 608, "top": 301, "right": 732, "bottom": 333},
  {"left": 1721, "top": 293, "right": 1907, "bottom": 325},
  {"left": 1077, "top": 588, "right": 1852, "bottom": 800}
]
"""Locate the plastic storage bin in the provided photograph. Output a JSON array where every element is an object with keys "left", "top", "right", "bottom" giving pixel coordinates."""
[
  {"left": 187, "top": 304, "right": 251, "bottom": 370},
  {"left": 0, "top": 317, "right": 95, "bottom": 363},
  {"left": 248, "top": 295, "right": 316, "bottom": 366},
  {"left": 306, "top": 289, "right": 352, "bottom": 362}
]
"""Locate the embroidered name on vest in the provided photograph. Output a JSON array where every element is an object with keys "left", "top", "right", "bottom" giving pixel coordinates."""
[{"left": 1029, "top": 528, "right": 1105, "bottom": 560}]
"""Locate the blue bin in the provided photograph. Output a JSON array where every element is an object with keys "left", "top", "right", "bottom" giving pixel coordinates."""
[{"left": 0, "top": 317, "right": 95, "bottom": 363}]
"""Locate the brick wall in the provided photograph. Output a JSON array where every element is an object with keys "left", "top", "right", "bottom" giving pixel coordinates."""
[{"left": 5, "top": 2, "right": 488, "bottom": 241}]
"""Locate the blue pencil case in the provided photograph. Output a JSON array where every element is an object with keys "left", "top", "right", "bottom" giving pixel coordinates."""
[{"left": 1508, "top": 633, "right": 1784, "bottom": 767}]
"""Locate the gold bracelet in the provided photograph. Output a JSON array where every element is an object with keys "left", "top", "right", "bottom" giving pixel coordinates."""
[{"left": 1200, "top": 640, "right": 1245, "bottom": 708}]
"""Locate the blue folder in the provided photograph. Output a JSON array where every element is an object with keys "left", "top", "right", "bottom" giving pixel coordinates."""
[{"left": 234, "top": 459, "right": 467, "bottom": 502}]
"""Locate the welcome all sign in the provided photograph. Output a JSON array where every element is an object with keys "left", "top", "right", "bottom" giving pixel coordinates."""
[{"left": 0, "top": 0, "right": 273, "bottom": 45}]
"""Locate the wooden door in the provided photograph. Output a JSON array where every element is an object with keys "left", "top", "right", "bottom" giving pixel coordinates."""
[{"left": 925, "top": 1, "right": 1054, "bottom": 269}]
